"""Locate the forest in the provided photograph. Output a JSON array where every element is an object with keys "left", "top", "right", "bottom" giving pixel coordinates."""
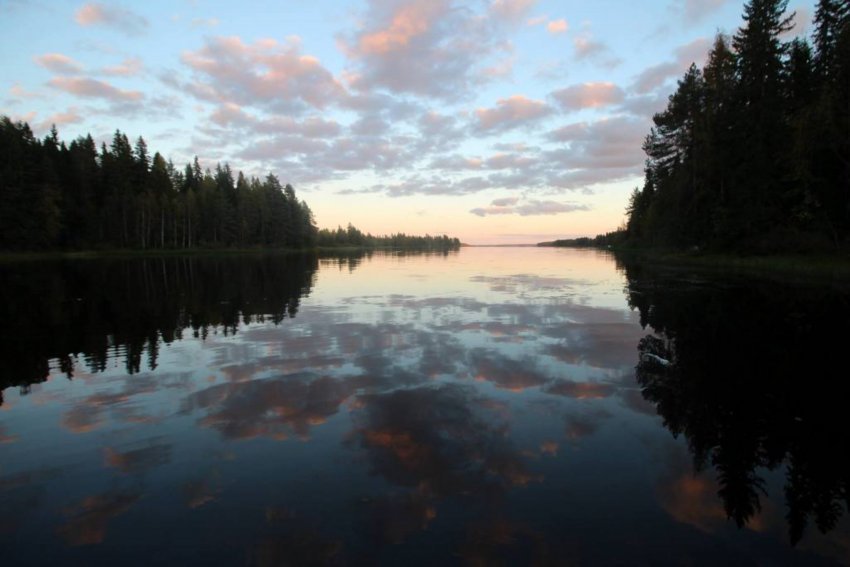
[
  {"left": 0, "top": 118, "right": 459, "bottom": 252},
  {"left": 316, "top": 224, "right": 461, "bottom": 250},
  {"left": 622, "top": 0, "right": 849, "bottom": 253}
]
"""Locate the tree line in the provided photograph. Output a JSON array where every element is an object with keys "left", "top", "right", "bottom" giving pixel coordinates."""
[
  {"left": 0, "top": 118, "right": 320, "bottom": 250},
  {"left": 317, "top": 223, "right": 461, "bottom": 250},
  {"left": 0, "top": 118, "right": 460, "bottom": 252},
  {"left": 623, "top": 0, "right": 849, "bottom": 253}
]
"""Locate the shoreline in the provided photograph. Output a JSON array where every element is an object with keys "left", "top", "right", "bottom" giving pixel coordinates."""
[{"left": 0, "top": 246, "right": 461, "bottom": 262}]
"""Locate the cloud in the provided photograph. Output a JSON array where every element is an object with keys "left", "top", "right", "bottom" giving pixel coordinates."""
[
  {"left": 208, "top": 103, "right": 341, "bottom": 138},
  {"left": 470, "top": 198, "right": 590, "bottom": 217},
  {"left": 8, "top": 83, "right": 42, "bottom": 100},
  {"left": 347, "top": 112, "right": 645, "bottom": 197},
  {"left": 573, "top": 33, "right": 620, "bottom": 67},
  {"left": 491, "top": 0, "right": 537, "bottom": 21},
  {"left": 619, "top": 92, "right": 670, "bottom": 118},
  {"left": 429, "top": 155, "right": 484, "bottom": 170},
  {"left": 353, "top": 125, "right": 641, "bottom": 196},
  {"left": 102, "top": 57, "right": 143, "bottom": 77},
  {"left": 552, "top": 82, "right": 625, "bottom": 111},
  {"left": 180, "top": 36, "right": 345, "bottom": 114},
  {"left": 544, "top": 115, "right": 647, "bottom": 187},
  {"left": 349, "top": 175, "right": 488, "bottom": 197},
  {"left": 481, "top": 55, "right": 516, "bottom": 79},
  {"left": 49, "top": 76, "right": 143, "bottom": 102},
  {"left": 36, "top": 108, "right": 84, "bottom": 132},
  {"left": 341, "top": 0, "right": 522, "bottom": 101},
  {"left": 631, "top": 37, "right": 710, "bottom": 94},
  {"left": 492, "top": 196, "right": 519, "bottom": 206},
  {"left": 474, "top": 95, "right": 552, "bottom": 133},
  {"left": 34, "top": 53, "right": 83, "bottom": 74},
  {"left": 631, "top": 62, "right": 680, "bottom": 95},
  {"left": 546, "top": 19, "right": 568, "bottom": 34},
  {"left": 485, "top": 153, "right": 537, "bottom": 169},
  {"left": 416, "top": 109, "right": 465, "bottom": 152},
  {"left": 74, "top": 3, "right": 149, "bottom": 35}
]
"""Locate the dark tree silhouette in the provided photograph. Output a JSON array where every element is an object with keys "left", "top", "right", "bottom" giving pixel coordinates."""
[
  {"left": 619, "top": 0, "right": 850, "bottom": 252},
  {"left": 620, "top": 255, "right": 850, "bottom": 544}
]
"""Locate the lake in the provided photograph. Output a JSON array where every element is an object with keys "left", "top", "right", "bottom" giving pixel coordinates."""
[{"left": 1, "top": 247, "right": 848, "bottom": 565}]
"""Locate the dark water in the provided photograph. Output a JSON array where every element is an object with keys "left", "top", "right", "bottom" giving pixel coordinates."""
[{"left": 1, "top": 248, "right": 848, "bottom": 565}]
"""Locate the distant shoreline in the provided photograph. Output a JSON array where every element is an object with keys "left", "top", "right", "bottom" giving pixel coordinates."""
[{"left": 0, "top": 245, "right": 461, "bottom": 262}]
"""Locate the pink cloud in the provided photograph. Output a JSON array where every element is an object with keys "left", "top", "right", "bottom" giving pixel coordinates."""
[
  {"left": 209, "top": 102, "right": 250, "bottom": 127},
  {"left": 34, "top": 53, "right": 83, "bottom": 74},
  {"left": 75, "top": 3, "right": 148, "bottom": 35},
  {"left": 37, "top": 108, "right": 83, "bottom": 132},
  {"left": 491, "top": 0, "right": 537, "bottom": 21},
  {"left": 180, "top": 36, "right": 345, "bottom": 113},
  {"left": 574, "top": 35, "right": 605, "bottom": 59},
  {"left": 552, "top": 82, "right": 625, "bottom": 111},
  {"left": 102, "top": 57, "right": 143, "bottom": 77},
  {"left": 357, "top": 2, "right": 438, "bottom": 55},
  {"left": 481, "top": 56, "right": 516, "bottom": 79},
  {"left": 573, "top": 33, "right": 620, "bottom": 68},
  {"left": 8, "top": 83, "right": 42, "bottom": 100},
  {"left": 475, "top": 95, "right": 552, "bottom": 133},
  {"left": 9, "top": 111, "right": 38, "bottom": 124},
  {"left": 49, "top": 77, "right": 143, "bottom": 102},
  {"left": 546, "top": 19, "right": 568, "bottom": 34},
  {"left": 342, "top": 0, "right": 521, "bottom": 101}
]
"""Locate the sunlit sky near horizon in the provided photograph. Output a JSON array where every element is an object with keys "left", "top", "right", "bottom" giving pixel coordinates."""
[{"left": 0, "top": 0, "right": 816, "bottom": 244}]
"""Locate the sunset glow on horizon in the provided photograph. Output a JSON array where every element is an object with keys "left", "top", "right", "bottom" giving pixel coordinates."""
[{"left": 0, "top": 0, "right": 817, "bottom": 244}]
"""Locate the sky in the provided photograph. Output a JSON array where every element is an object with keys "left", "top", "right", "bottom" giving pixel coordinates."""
[{"left": 0, "top": 0, "right": 816, "bottom": 244}]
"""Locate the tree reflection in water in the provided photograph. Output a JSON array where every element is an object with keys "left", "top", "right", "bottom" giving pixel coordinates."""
[
  {"left": 0, "top": 253, "right": 329, "bottom": 404},
  {"left": 620, "top": 256, "right": 850, "bottom": 544}
]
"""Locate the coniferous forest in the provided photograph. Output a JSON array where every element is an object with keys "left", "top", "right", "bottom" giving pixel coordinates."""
[
  {"left": 623, "top": 0, "right": 849, "bottom": 253},
  {"left": 0, "top": 118, "right": 460, "bottom": 252}
]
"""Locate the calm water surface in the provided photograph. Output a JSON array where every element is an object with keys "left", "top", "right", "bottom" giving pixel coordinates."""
[{"left": 1, "top": 247, "right": 848, "bottom": 565}]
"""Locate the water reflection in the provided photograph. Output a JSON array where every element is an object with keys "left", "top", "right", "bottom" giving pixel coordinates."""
[
  {"left": 620, "top": 255, "right": 850, "bottom": 546},
  {"left": 0, "top": 253, "right": 318, "bottom": 403},
  {"left": 0, "top": 248, "right": 848, "bottom": 564}
]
